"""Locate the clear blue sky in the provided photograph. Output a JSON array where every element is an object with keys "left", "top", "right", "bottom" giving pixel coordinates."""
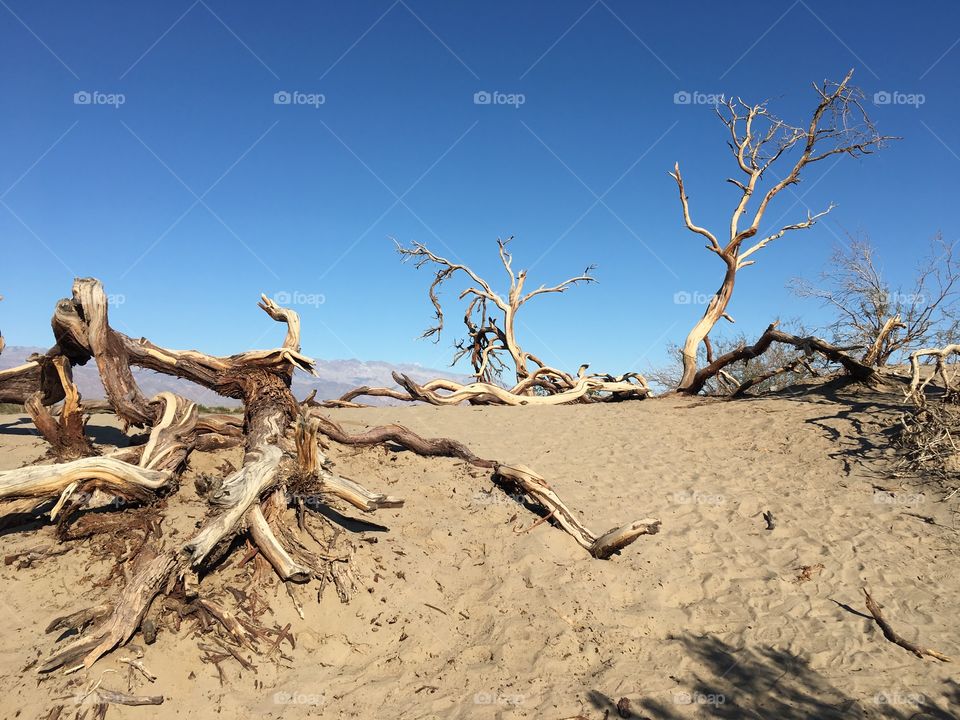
[{"left": 2, "top": 1, "right": 957, "bottom": 377}]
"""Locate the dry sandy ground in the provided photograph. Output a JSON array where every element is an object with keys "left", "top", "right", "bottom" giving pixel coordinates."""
[{"left": 0, "top": 389, "right": 957, "bottom": 719}]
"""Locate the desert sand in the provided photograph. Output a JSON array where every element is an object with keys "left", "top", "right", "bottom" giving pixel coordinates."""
[{"left": 0, "top": 387, "right": 957, "bottom": 719}]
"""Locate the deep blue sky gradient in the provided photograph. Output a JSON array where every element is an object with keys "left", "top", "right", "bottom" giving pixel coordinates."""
[{"left": 2, "top": 1, "right": 958, "bottom": 376}]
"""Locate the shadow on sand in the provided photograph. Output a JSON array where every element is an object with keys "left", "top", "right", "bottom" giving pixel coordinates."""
[{"left": 586, "top": 634, "right": 958, "bottom": 719}]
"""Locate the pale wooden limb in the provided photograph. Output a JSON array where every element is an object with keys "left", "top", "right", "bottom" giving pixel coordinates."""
[
  {"left": 182, "top": 445, "right": 283, "bottom": 566},
  {"left": 907, "top": 344, "right": 960, "bottom": 405},
  {"left": 247, "top": 503, "right": 312, "bottom": 583},
  {"left": 317, "top": 469, "right": 405, "bottom": 511},
  {"left": 494, "top": 464, "right": 661, "bottom": 559},
  {"left": 862, "top": 315, "right": 906, "bottom": 366},
  {"left": 0, "top": 457, "right": 170, "bottom": 507},
  {"left": 138, "top": 392, "right": 198, "bottom": 472},
  {"left": 393, "top": 372, "right": 648, "bottom": 406},
  {"left": 310, "top": 413, "right": 660, "bottom": 558}
]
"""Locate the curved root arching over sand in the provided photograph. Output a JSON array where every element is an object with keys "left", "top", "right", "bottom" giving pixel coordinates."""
[{"left": 0, "top": 277, "right": 661, "bottom": 674}]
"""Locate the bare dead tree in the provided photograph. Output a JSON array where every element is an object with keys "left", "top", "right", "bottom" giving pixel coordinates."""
[
  {"left": 329, "top": 238, "right": 650, "bottom": 405},
  {"left": 790, "top": 233, "right": 960, "bottom": 367},
  {"left": 670, "top": 69, "right": 896, "bottom": 392},
  {"left": 400, "top": 236, "right": 594, "bottom": 387},
  {"left": 0, "top": 278, "right": 660, "bottom": 677}
]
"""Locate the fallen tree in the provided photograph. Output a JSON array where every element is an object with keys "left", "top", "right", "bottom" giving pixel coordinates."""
[
  {"left": 0, "top": 278, "right": 661, "bottom": 676},
  {"left": 329, "top": 238, "right": 650, "bottom": 405},
  {"left": 678, "top": 321, "right": 879, "bottom": 396}
]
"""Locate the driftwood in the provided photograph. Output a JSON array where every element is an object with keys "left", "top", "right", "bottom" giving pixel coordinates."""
[
  {"left": 862, "top": 588, "right": 951, "bottom": 662},
  {"left": 1, "top": 277, "right": 661, "bottom": 678},
  {"left": 25, "top": 356, "right": 93, "bottom": 460},
  {"left": 335, "top": 369, "right": 650, "bottom": 407}
]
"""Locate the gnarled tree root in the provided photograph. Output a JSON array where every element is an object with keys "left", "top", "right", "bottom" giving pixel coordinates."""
[
  {"left": 3, "top": 276, "right": 660, "bottom": 682},
  {"left": 40, "top": 549, "right": 179, "bottom": 673}
]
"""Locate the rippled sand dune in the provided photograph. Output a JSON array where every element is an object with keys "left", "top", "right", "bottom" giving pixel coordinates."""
[{"left": 1, "top": 388, "right": 956, "bottom": 719}]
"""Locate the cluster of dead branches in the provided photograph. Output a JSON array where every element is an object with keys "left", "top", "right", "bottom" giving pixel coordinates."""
[
  {"left": 895, "top": 345, "right": 960, "bottom": 495},
  {"left": 791, "top": 234, "right": 960, "bottom": 368},
  {"left": 326, "top": 238, "right": 650, "bottom": 407},
  {"left": 0, "top": 278, "right": 661, "bottom": 683}
]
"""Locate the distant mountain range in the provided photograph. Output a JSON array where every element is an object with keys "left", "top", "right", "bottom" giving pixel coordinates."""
[{"left": 0, "top": 346, "right": 465, "bottom": 407}]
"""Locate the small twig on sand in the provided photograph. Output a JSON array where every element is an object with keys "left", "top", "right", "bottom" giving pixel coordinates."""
[
  {"left": 514, "top": 509, "right": 556, "bottom": 534},
  {"left": 862, "top": 587, "right": 952, "bottom": 662}
]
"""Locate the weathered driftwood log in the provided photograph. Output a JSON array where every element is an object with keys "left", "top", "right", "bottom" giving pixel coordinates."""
[
  {"left": 330, "top": 365, "right": 650, "bottom": 407},
  {"left": 0, "top": 458, "right": 171, "bottom": 515},
  {"left": 681, "top": 322, "right": 878, "bottom": 395},
  {"left": 338, "top": 370, "right": 649, "bottom": 407}
]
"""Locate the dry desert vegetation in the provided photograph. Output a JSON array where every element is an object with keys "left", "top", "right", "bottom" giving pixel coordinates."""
[{"left": 1, "top": 70, "right": 958, "bottom": 719}]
